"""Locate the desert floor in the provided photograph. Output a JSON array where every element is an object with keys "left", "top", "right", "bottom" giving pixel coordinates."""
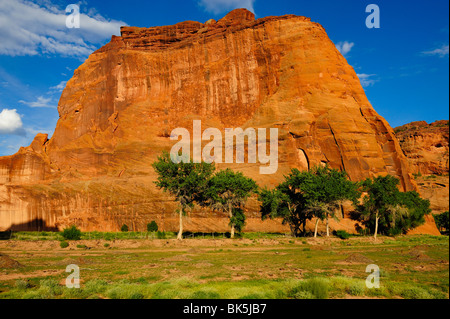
[{"left": 0, "top": 233, "right": 448, "bottom": 299}]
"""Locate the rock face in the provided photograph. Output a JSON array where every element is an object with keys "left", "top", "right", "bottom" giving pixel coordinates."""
[
  {"left": 395, "top": 120, "right": 449, "bottom": 219},
  {"left": 414, "top": 175, "right": 449, "bottom": 214},
  {"left": 395, "top": 120, "right": 449, "bottom": 175},
  {"left": 0, "top": 9, "right": 424, "bottom": 233}
]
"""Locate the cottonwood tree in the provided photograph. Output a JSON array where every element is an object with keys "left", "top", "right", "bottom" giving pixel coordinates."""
[
  {"left": 201, "top": 169, "right": 258, "bottom": 238},
  {"left": 259, "top": 166, "right": 359, "bottom": 237},
  {"left": 259, "top": 175, "right": 312, "bottom": 237},
  {"left": 399, "top": 191, "right": 431, "bottom": 230},
  {"left": 303, "top": 166, "right": 360, "bottom": 237},
  {"left": 152, "top": 152, "right": 215, "bottom": 240},
  {"left": 434, "top": 211, "right": 449, "bottom": 234},
  {"left": 358, "top": 175, "right": 431, "bottom": 239}
]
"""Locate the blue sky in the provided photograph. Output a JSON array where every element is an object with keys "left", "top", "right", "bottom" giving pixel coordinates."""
[{"left": 0, "top": 0, "right": 448, "bottom": 156}]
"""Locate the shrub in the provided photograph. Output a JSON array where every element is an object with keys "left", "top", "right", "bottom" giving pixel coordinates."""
[
  {"left": 288, "top": 278, "right": 329, "bottom": 299},
  {"left": 60, "top": 241, "right": 69, "bottom": 248},
  {"left": 104, "top": 233, "right": 114, "bottom": 241},
  {"left": 334, "top": 230, "right": 350, "bottom": 240},
  {"left": 400, "top": 285, "right": 434, "bottom": 299},
  {"left": 104, "top": 243, "right": 110, "bottom": 248},
  {"left": 157, "top": 231, "right": 166, "bottom": 239},
  {"left": 38, "top": 279, "right": 62, "bottom": 298},
  {"left": 388, "top": 227, "right": 403, "bottom": 237},
  {"left": 84, "top": 279, "right": 109, "bottom": 294},
  {"left": 121, "top": 224, "right": 129, "bottom": 232},
  {"left": 302, "top": 278, "right": 329, "bottom": 299},
  {"left": 129, "top": 292, "right": 145, "bottom": 299},
  {"left": 15, "top": 279, "right": 30, "bottom": 290},
  {"left": 190, "top": 290, "right": 221, "bottom": 299},
  {"left": 106, "top": 285, "right": 145, "bottom": 299},
  {"left": 147, "top": 221, "right": 158, "bottom": 232},
  {"left": 76, "top": 244, "right": 86, "bottom": 249},
  {"left": 61, "top": 225, "right": 82, "bottom": 240},
  {"left": 347, "top": 282, "right": 366, "bottom": 296},
  {"left": 293, "top": 291, "right": 315, "bottom": 299}
]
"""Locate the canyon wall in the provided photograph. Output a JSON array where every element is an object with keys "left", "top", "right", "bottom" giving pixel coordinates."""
[
  {"left": 395, "top": 120, "right": 449, "bottom": 219},
  {"left": 1, "top": 9, "right": 429, "bottom": 234}
]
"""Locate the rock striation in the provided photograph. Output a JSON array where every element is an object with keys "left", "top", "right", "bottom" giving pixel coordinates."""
[
  {"left": 395, "top": 120, "right": 449, "bottom": 221},
  {"left": 395, "top": 120, "right": 449, "bottom": 175},
  {"left": 0, "top": 9, "right": 429, "bottom": 233}
]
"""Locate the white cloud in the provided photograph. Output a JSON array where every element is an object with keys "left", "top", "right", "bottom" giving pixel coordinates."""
[
  {"left": 0, "top": 0, "right": 126, "bottom": 58},
  {"left": 198, "top": 0, "right": 255, "bottom": 15},
  {"left": 19, "top": 96, "right": 55, "bottom": 108},
  {"left": 50, "top": 80, "right": 67, "bottom": 92},
  {"left": 357, "top": 73, "right": 377, "bottom": 87},
  {"left": 422, "top": 44, "right": 449, "bottom": 58},
  {"left": 336, "top": 41, "right": 354, "bottom": 56},
  {"left": 0, "top": 109, "right": 25, "bottom": 136}
]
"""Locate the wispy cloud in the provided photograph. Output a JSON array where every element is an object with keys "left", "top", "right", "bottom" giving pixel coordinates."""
[
  {"left": 198, "top": 0, "right": 255, "bottom": 15},
  {"left": 357, "top": 73, "right": 377, "bottom": 87},
  {"left": 422, "top": 44, "right": 449, "bottom": 58},
  {"left": 50, "top": 80, "right": 67, "bottom": 93},
  {"left": 0, "top": 109, "right": 26, "bottom": 136},
  {"left": 19, "top": 96, "right": 55, "bottom": 108},
  {"left": 0, "top": 0, "right": 126, "bottom": 58},
  {"left": 336, "top": 41, "right": 354, "bottom": 57}
]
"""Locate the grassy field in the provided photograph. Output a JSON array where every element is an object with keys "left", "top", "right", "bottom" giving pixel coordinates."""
[{"left": 0, "top": 233, "right": 448, "bottom": 299}]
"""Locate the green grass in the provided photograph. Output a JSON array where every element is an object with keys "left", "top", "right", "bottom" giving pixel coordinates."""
[
  {"left": 0, "top": 234, "right": 447, "bottom": 299},
  {"left": 1, "top": 276, "right": 446, "bottom": 300},
  {"left": 8, "top": 231, "right": 180, "bottom": 241}
]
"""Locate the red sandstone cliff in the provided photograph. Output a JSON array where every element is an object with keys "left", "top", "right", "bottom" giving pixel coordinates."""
[
  {"left": 395, "top": 120, "right": 449, "bottom": 176},
  {"left": 0, "top": 9, "right": 429, "bottom": 234},
  {"left": 394, "top": 120, "right": 449, "bottom": 222}
]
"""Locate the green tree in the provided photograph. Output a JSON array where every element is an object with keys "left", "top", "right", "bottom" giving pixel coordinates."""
[
  {"left": 359, "top": 175, "right": 399, "bottom": 240},
  {"left": 121, "top": 224, "right": 129, "bottom": 232},
  {"left": 434, "top": 211, "right": 449, "bottom": 234},
  {"left": 61, "top": 225, "right": 82, "bottom": 240},
  {"left": 358, "top": 175, "right": 430, "bottom": 239},
  {"left": 147, "top": 221, "right": 158, "bottom": 232},
  {"left": 152, "top": 152, "right": 215, "bottom": 240},
  {"left": 300, "top": 166, "right": 360, "bottom": 237},
  {"left": 259, "top": 166, "right": 359, "bottom": 237},
  {"left": 201, "top": 169, "right": 258, "bottom": 238},
  {"left": 395, "top": 191, "right": 431, "bottom": 233},
  {"left": 259, "top": 180, "right": 311, "bottom": 237}
]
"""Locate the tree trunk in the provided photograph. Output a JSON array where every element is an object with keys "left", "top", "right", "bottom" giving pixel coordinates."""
[
  {"left": 374, "top": 211, "right": 379, "bottom": 241},
  {"left": 314, "top": 218, "right": 320, "bottom": 238},
  {"left": 289, "top": 224, "right": 296, "bottom": 238},
  {"left": 177, "top": 209, "right": 183, "bottom": 241},
  {"left": 326, "top": 216, "right": 330, "bottom": 237},
  {"left": 229, "top": 204, "right": 235, "bottom": 239},
  {"left": 302, "top": 220, "right": 307, "bottom": 237}
]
